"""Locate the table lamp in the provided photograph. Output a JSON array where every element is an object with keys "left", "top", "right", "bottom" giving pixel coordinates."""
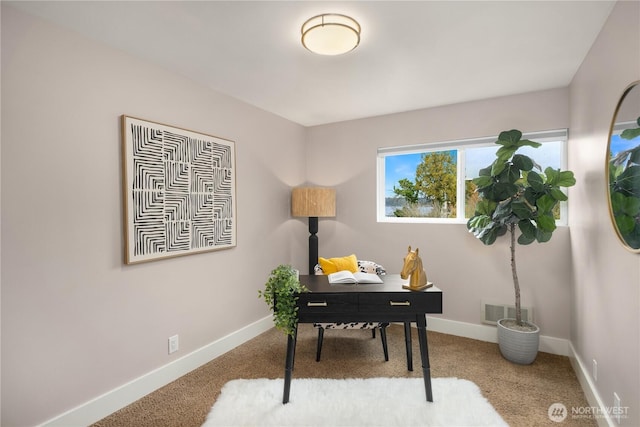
[{"left": 291, "top": 187, "right": 336, "bottom": 274}]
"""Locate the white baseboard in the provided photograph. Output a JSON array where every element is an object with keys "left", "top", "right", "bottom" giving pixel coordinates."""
[
  {"left": 425, "top": 316, "right": 570, "bottom": 356},
  {"left": 568, "top": 342, "right": 615, "bottom": 427},
  {"left": 38, "top": 316, "right": 274, "bottom": 427},
  {"left": 39, "top": 315, "right": 571, "bottom": 427}
]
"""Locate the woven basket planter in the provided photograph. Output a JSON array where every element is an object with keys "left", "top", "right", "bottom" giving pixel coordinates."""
[{"left": 497, "top": 318, "right": 540, "bottom": 365}]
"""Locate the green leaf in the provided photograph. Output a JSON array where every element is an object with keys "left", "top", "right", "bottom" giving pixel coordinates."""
[
  {"left": 617, "top": 165, "right": 640, "bottom": 197},
  {"left": 475, "top": 199, "right": 497, "bottom": 216},
  {"left": 498, "top": 129, "right": 522, "bottom": 144},
  {"left": 479, "top": 228, "right": 499, "bottom": 245},
  {"left": 518, "top": 233, "right": 536, "bottom": 245},
  {"left": 628, "top": 146, "right": 640, "bottom": 164},
  {"left": 512, "top": 200, "right": 532, "bottom": 219},
  {"left": 493, "top": 182, "right": 519, "bottom": 200},
  {"left": 535, "top": 213, "right": 557, "bottom": 232},
  {"left": 612, "top": 192, "right": 640, "bottom": 217},
  {"left": 478, "top": 165, "right": 493, "bottom": 177},
  {"left": 622, "top": 196, "right": 640, "bottom": 216},
  {"left": 512, "top": 154, "right": 534, "bottom": 171},
  {"left": 615, "top": 214, "right": 636, "bottom": 234},
  {"left": 478, "top": 224, "right": 507, "bottom": 245},
  {"left": 496, "top": 145, "right": 518, "bottom": 161},
  {"left": 491, "top": 159, "right": 507, "bottom": 176},
  {"left": 497, "top": 164, "right": 520, "bottom": 184},
  {"left": 536, "top": 194, "right": 557, "bottom": 213},
  {"left": 468, "top": 214, "right": 508, "bottom": 245},
  {"left": 624, "top": 229, "right": 640, "bottom": 250},
  {"left": 610, "top": 162, "right": 624, "bottom": 182},
  {"left": 545, "top": 168, "right": 559, "bottom": 185},
  {"left": 527, "top": 171, "right": 545, "bottom": 192},
  {"left": 518, "top": 219, "right": 536, "bottom": 238},
  {"left": 556, "top": 170, "right": 576, "bottom": 187},
  {"left": 536, "top": 228, "right": 553, "bottom": 243},
  {"left": 621, "top": 127, "right": 640, "bottom": 140},
  {"left": 549, "top": 188, "right": 568, "bottom": 201},
  {"left": 473, "top": 175, "right": 494, "bottom": 189},
  {"left": 518, "top": 139, "right": 542, "bottom": 149},
  {"left": 467, "top": 215, "right": 491, "bottom": 230},
  {"left": 523, "top": 187, "right": 539, "bottom": 206},
  {"left": 492, "top": 200, "right": 513, "bottom": 222},
  {"left": 610, "top": 191, "right": 627, "bottom": 213},
  {"left": 477, "top": 186, "right": 496, "bottom": 201}
]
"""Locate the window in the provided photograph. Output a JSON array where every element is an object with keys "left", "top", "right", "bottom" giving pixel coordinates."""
[{"left": 377, "top": 129, "right": 568, "bottom": 223}]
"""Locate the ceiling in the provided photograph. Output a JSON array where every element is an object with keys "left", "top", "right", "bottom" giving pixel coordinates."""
[{"left": 8, "top": 1, "right": 615, "bottom": 127}]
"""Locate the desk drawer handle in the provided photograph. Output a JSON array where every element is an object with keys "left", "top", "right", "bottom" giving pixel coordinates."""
[
  {"left": 307, "top": 302, "right": 328, "bottom": 307},
  {"left": 390, "top": 301, "right": 411, "bottom": 306}
]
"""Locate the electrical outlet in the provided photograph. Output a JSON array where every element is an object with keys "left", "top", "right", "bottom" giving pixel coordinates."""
[
  {"left": 168, "top": 335, "right": 179, "bottom": 354},
  {"left": 592, "top": 359, "right": 597, "bottom": 381},
  {"left": 613, "top": 392, "right": 621, "bottom": 424}
]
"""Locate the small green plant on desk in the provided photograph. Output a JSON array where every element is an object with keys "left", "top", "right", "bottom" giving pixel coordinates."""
[{"left": 258, "top": 264, "right": 309, "bottom": 336}]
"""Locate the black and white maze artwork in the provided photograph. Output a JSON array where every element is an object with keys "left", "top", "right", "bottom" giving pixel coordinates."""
[{"left": 128, "top": 124, "right": 235, "bottom": 259}]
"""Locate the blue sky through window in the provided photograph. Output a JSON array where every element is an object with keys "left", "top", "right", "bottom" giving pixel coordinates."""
[
  {"left": 384, "top": 150, "right": 457, "bottom": 197},
  {"left": 610, "top": 133, "right": 637, "bottom": 156}
]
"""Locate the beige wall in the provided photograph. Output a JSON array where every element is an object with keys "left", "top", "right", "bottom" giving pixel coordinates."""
[
  {"left": 305, "top": 88, "right": 573, "bottom": 337},
  {"left": 1, "top": 6, "right": 307, "bottom": 426},
  {"left": 569, "top": 1, "right": 640, "bottom": 425}
]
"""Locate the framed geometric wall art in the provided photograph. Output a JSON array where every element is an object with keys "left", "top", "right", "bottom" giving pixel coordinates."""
[{"left": 121, "top": 116, "right": 236, "bottom": 264}]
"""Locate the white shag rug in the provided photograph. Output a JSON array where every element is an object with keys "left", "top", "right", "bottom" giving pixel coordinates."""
[{"left": 202, "top": 377, "right": 508, "bottom": 427}]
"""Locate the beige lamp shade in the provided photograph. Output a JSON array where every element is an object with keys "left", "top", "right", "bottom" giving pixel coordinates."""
[{"left": 291, "top": 187, "right": 336, "bottom": 217}]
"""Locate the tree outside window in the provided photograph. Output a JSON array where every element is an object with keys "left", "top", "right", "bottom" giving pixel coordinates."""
[{"left": 379, "top": 131, "right": 567, "bottom": 223}]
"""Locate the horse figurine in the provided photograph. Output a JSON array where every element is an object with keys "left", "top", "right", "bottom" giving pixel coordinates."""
[{"left": 400, "top": 246, "right": 430, "bottom": 291}]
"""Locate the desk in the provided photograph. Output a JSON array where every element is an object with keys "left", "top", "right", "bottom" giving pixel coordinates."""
[{"left": 282, "top": 274, "right": 443, "bottom": 404}]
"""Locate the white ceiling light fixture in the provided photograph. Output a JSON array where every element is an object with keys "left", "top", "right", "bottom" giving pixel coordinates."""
[{"left": 301, "top": 13, "right": 361, "bottom": 56}]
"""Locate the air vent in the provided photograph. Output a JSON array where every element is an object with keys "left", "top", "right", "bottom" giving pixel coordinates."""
[{"left": 481, "top": 300, "right": 533, "bottom": 325}]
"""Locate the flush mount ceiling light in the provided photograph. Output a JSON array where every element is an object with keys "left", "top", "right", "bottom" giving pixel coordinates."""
[{"left": 301, "top": 13, "right": 361, "bottom": 55}]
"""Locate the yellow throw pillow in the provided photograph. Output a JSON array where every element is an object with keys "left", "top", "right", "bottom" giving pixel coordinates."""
[{"left": 318, "top": 254, "right": 358, "bottom": 274}]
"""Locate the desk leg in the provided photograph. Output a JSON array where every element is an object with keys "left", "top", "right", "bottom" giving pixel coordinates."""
[
  {"left": 416, "top": 314, "right": 433, "bottom": 402},
  {"left": 404, "top": 321, "right": 413, "bottom": 371},
  {"left": 283, "top": 325, "right": 297, "bottom": 404}
]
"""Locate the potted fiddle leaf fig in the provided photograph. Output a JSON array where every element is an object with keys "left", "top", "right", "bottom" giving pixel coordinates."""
[
  {"left": 258, "top": 264, "right": 308, "bottom": 336},
  {"left": 467, "top": 129, "right": 576, "bottom": 364}
]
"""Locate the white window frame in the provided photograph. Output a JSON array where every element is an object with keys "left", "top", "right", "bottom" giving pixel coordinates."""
[{"left": 376, "top": 129, "right": 569, "bottom": 224}]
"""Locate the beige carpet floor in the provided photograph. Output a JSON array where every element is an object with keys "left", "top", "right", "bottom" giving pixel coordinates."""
[{"left": 92, "top": 324, "right": 594, "bottom": 427}]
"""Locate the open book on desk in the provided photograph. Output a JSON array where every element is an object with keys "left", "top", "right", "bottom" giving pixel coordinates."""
[{"left": 327, "top": 270, "right": 383, "bottom": 284}]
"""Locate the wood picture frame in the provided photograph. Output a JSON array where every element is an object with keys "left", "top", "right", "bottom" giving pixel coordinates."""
[{"left": 121, "top": 115, "right": 236, "bottom": 264}]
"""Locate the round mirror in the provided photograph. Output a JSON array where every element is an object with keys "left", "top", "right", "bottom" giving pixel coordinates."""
[{"left": 607, "top": 81, "right": 640, "bottom": 252}]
